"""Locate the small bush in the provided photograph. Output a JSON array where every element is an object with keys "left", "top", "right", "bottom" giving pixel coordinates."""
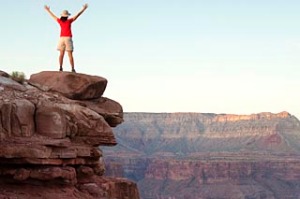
[{"left": 10, "top": 71, "right": 26, "bottom": 84}]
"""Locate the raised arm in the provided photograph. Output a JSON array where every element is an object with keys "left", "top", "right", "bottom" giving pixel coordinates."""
[
  {"left": 44, "top": 5, "right": 58, "bottom": 20},
  {"left": 72, "top": 4, "right": 88, "bottom": 21}
]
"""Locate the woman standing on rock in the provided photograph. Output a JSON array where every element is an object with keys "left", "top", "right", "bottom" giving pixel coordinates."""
[{"left": 44, "top": 4, "right": 88, "bottom": 73}]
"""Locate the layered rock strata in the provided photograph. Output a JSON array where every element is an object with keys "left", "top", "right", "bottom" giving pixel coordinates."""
[
  {"left": 104, "top": 112, "right": 300, "bottom": 198},
  {"left": 137, "top": 156, "right": 300, "bottom": 199},
  {"left": 0, "top": 71, "right": 139, "bottom": 199}
]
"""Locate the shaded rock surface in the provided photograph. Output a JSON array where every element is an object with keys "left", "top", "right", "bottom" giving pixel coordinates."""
[
  {"left": 0, "top": 72, "right": 139, "bottom": 199},
  {"left": 29, "top": 71, "right": 107, "bottom": 100},
  {"left": 0, "top": 70, "right": 9, "bottom": 78},
  {"left": 103, "top": 112, "right": 300, "bottom": 199}
]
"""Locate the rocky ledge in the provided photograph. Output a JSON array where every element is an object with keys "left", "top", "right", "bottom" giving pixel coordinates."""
[{"left": 0, "top": 71, "right": 140, "bottom": 199}]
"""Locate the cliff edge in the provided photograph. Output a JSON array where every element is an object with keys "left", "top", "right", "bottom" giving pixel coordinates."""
[{"left": 0, "top": 70, "right": 140, "bottom": 199}]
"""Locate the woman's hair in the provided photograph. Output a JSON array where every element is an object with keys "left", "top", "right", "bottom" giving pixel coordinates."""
[{"left": 60, "top": 17, "right": 68, "bottom": 22}]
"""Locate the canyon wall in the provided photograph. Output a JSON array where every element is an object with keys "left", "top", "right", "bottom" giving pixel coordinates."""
[{"left": 103, "top": 112, "right": 300, "bottom": 198}]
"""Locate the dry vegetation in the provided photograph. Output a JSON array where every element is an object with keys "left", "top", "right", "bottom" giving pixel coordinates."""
[{"left": 10, "top": 71, "right": 26, "bottom": 84}]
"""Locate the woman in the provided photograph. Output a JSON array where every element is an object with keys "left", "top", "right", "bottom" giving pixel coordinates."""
[{"left": 44, "top": 4, "right": 88, "bottom": 72}]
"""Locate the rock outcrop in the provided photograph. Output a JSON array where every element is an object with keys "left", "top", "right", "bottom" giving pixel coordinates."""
[
  {"left": 103, "top": 112, "right": 300, "bottom": 199},
  {"left": 0, "top": 70, "right": 139, "bottom": 199}
]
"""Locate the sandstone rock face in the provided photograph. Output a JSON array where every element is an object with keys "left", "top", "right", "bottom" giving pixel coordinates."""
[
  {"left": 0, "top": 72, "right": 140, "bottom": 199},
  {"left": 104, "top": 112, "right": 300, "bottom": 199}
]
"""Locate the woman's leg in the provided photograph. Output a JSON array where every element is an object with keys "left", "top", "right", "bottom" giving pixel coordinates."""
[
  {"left": 59, "top": 50, "right": 65, "bottom": 71},
  {"left": 67, "top": 51, "right": 75, "bottom": 72}
]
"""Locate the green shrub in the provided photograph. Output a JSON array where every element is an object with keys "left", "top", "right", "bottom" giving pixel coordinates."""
[{"left": 10, "top": 71, "right": 26, "bottom": 84}]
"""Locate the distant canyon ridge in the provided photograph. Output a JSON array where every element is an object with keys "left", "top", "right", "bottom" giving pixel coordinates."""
[{"left": 103, "top": 112, "right": 300, "bottom": 199}]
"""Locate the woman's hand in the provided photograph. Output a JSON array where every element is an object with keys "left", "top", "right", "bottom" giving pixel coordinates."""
[
  {"left": 83, "top": 4, "right": 88, "bottom": 10},
  {"left": 44, "top": 5, "right": 50, "bottom": 11}
]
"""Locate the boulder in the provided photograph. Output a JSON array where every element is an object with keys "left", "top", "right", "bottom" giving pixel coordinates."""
[
  {"left": 0, "top": 99, "right": 35, "bottom": 138},
  {"left": 28, "top": 71, "right": 107, "bottom": 100},
  {"left": 77, "top": 97, "right": 124, "bottom": 127},
  {"left": 0, "top": 76, "right": 26, "bottom": 91}
]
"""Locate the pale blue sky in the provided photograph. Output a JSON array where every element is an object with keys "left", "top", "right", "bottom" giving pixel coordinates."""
[{"left": 1, "top": 0, "right": 300, "bottom": 118}]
